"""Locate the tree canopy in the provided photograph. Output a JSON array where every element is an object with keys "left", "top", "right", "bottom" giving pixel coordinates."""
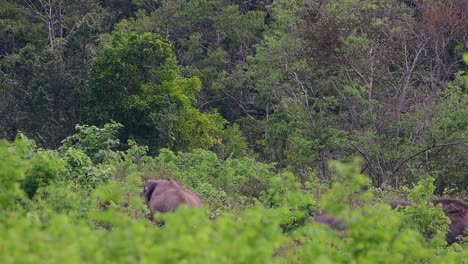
[{"left": 82, "top": 31, "right": 226, "bottom": 152}]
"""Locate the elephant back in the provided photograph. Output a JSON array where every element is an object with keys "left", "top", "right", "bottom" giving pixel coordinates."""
[{"left": 145, "top": 179, "right": 202, "bottom": 213}]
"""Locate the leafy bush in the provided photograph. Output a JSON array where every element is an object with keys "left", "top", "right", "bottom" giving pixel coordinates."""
[
  {"left": 1, "top": 129, "right": 467, "bottom": 263},
  {"left": 0, "top": 138, "right": 28, "bottom": 210},
  {"left": 60, "top": 122, "right": 122, "bottom": 164},
  {"left": 22, "top": 150, "right": 67, "bottom": 198},
  {"left": 396, "top": 177, "right": 450, "bottom": 245},
  {"left": 62, "top": 148, "right": 115, "bottom": 189},
  {"left": 30, "top": 182, "right": 90, "bottom": 220},
  {"left": 280, "top": 159, "right": 465, "bottom": 263},
  {"left": 260, "top": 171, "right": 317, "bottom": 232}
]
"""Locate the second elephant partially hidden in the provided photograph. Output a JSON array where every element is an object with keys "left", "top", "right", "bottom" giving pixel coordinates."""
[
  {"left": 389, "top": 198, "right": 467, "bottom": 244},
  {"left": 315, "top": 198, "right": 467, "bottom": 245},
  {"left": 141, "top": 179, "right": 202, "bottom": 216}
]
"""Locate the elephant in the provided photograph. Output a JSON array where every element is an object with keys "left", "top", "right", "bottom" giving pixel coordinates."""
[
  {"left": 389, "top": 198, "right": 468, "bottom": 244},
  {"left": 141, "top": 179, "right": 202, "bottom": 218},
  {"left": 314, "top": 198, "right": 467, "bottom": 245},
  {"left": 431, "top": 198, "right": 468, "bottom": 244},
  {"left": 313, "top": 212, "right": 346, "bottom": 232}
]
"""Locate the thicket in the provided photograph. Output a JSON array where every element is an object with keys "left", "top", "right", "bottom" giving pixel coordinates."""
[{"left": 1, "top": 124, "right": 467, "bottom": 263}]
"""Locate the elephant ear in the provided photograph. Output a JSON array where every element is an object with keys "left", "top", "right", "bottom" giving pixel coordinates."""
[{"left": 144, "top": 181, "right": 158, "bottom": 202}]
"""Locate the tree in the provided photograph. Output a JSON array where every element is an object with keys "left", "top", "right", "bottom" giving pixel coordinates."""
[
  {"left": 23, "top": 0, "right": 66, "bottom": 50},
  {"left": 0, "top": 44, "right": 78, "bottom": 148},
  {"left": 294, "top": 0, "right": 468, "bottom": 187},
  {"left": 82, "top": 31, "right": 225, "bottom": 152},
  {"left": 0, "top": 1, "right": 44, "bottom": 56}
]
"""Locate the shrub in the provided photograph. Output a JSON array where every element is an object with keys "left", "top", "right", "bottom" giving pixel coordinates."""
[
  {"left": 60, "top": 122, "right": 122, "bottom": 164},
  {"left": 22, "top": 150, "right": 67, "bottom": 198},
  {"left": 398, "top": 177, "right": 450, "bottom": 246},
  {"left": 260, "top": 172, "right": 317, "bottom": 232},
  {"left": 0, "top": 138, "right": 28, "bottom": 210},
  {"left": 1, "top": 133, "right": 467, "bottom": 263}
]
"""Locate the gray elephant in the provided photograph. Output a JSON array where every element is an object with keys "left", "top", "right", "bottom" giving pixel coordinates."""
[
  {"left": 141, "top": 179, "right": 202, "bottom": 218},
  {"left": 389, "top": 198, "right": 468, "bottom": 244}
]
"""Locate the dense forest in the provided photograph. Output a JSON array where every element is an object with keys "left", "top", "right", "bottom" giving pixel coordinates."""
[{"left": 0, "top": 0, "right": 467, "bottom": 262}]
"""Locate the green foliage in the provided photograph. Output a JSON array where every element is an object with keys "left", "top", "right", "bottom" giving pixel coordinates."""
[
  {"left": 62, "top": 148, "right": 93, "bottom": 180},
  {"left": 0, "top": 205, "right": 286, "bottom": 263},
  {"left": 83, "top": 31, "right": 227, "bottom": 152},
  {"left": 22, "top": 150, "right": 67, "bottom": 198},
  {"left": 282, "top": 159, "right": 463, "bottom": 264},
  {"left": 0, "top": 1, "right": 45, "bottom": 54},
  {"left": 426, "top": 77, "right": 468, "bottom": 194},
  {"left": 260, "top": 172, "right": 317, "bottom": 232},
  {"left": 212, "top": 123, "right": 248, "bottom": 159},
  {"left": 147, "top": 206, "right": 286, "bottom": 263},
  {"left": 62, "top": 146, "right": 114, "bottom": 190},
  {"left": 291, "top": 204, "right": 456, "bottom": 264},
  {"left": 1, "top": 0, "right": 468, "bottom": 262},
  {"left": 321, "top": 158, "right": 372, "bottom": 215},
  {"left": 398, "top": 178, "right": 450, "bottom": 245},
  {"left": 80, "top": 163, "right": 116, "bottom": 190},
  {"left": 142, "top": 148, "right": 275, "bottom": 215},
  {"left": 0, "top": 138, "right": 28, "bottom": 210},
  {"left": 31, "top": 182, "right": 90, "bottom": 220},
  {"left": 113, "top": 139, "right": 149, "bottom": 181},
  {"left": 1, "top": 44, "right": 77, "bottom": 147},
  {"left": 213, "top": 5, "right": 266, "bottom": 54},
  {"left": 1, "top": 0, "right": 466, "bottom": 198},
  {"left": 1, "top": 134, "right": 467, "bottom": 262},
  {"left": 60, "top": 122, "right": 122, "bottom": 164}
]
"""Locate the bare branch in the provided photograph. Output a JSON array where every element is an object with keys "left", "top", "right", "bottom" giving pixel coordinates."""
[
  {"left": 223, "top": 90, "right": 255, "bottom": 120},
  {"left": 197, "top": 97, "right": 228, "bottom": 110},
  {"left": 351, "top": 143, "right": 373, "bottom": 174},
  {"left": 392, "top": 141, "right": 467, "bottom": 174}
]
